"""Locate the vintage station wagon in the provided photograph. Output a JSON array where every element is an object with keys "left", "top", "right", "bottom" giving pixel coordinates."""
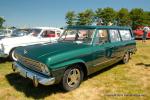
[{"left": 12, "top": 26, "right": 136, "bottom": 91}]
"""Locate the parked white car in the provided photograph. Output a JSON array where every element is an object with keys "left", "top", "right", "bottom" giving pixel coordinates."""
[
  {"left": 10, "top": 28, "right": 31, "bottom": 37},
  {"left": 0, "top": 29, "right": 14, "bottom": 39},
  {"left": 0, "top": 27, "right": 63, "bottom": 58}
]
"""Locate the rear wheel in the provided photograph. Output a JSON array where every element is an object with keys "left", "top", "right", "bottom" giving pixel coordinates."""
[
  {"left": 122, "top": 52, "right": 130, "bottom": 64},
  {"left": 61, "top": 65, "right": 83, "bottom": 91}
]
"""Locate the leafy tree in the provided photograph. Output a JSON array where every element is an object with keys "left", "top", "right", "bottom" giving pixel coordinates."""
[
  {"left": 0, "top": 17, "right": 5, "bottom": 28},
  {"left": 65, "top": 7, "right": 150, "bottom": 28},
  {"left": 95, "top": 8, "right": 102, "bottom": 18},
  {"left": 96, "top": 7, "right": 117, "bottom": 25},
  {"left": 65, "top": 11, "right": 76, "bottom": 26},
  {"left": 76, "top": 9, "right": 95, "bottom": 25},
  {"left": 142, "top": 11, "right": 150, "bottom": 26},
  {"left": 130, "top": 8, "right": 144, "bottom": 29},
  {"left": 117, "top": 8, "right": 130, "bottom": 26},
  {"left": 95, "top": 8, "right": 104, "bottom": 25}
]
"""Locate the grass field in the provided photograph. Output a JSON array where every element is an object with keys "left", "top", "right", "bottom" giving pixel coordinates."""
[{"left": 0, "top": 40, "right": 150, "bottom": 100}]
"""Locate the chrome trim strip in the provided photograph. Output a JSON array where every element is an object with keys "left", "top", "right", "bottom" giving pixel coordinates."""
[
  {"left": 12, "top": 62, "right": 55, "bottom": 86},
  {"left": 93, "top": 58, "right": 116, "bottom": 67},
  {"left": 15, "top": 54, "right": 46, "bottom": 74}
]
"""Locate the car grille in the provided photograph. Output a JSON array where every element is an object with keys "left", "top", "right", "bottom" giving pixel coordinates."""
[{"left": 15, "top": 53, "right": 43, "bottom": 73}]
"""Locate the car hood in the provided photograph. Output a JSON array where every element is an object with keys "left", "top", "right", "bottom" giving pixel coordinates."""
[{"left": 15, "top": 42, "right": 89, "bottom": 61}]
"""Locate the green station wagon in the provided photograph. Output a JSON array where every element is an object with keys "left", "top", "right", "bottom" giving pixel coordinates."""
[{"left": 12, "top": 26, "right": 136, "bottom": 91}]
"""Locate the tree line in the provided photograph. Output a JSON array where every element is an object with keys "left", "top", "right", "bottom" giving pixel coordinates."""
[
  {"left": 65, "top": 7, "right": 150, "bottom": 29},
  {"left": 0, "top": 17, "right": 5, "bottom": 29}
]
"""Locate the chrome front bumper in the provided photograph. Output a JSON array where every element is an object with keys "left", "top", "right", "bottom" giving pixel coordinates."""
[{"left": 12, "top": 62, "right": 55, "bottom": 87}]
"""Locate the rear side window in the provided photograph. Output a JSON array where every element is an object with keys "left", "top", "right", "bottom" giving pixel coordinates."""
[
  {"left": 119, "top": 30, "right": 132, "bottom": 41},
  {"left": 95, "top": 29, "right": 108, "bottom": 45},
  {"left": 42, "top": 30, "right": 56, "bottom": 37},
  {"left": 109, "top": 30, "right": 121, "bottom": 42}
]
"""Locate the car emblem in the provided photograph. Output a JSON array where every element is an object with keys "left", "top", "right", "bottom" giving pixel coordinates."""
[{"left": 24, "top": 49, "right": 28, "bottom": 54}]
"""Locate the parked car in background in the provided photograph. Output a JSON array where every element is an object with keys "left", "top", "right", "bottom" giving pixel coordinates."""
[
  {"left": 0, "top": 28, "right": 31, "bottom": 40},
  {"left": 12, "top": 26, "right": 136, "bottom": 91},
  {"left": 0, "top": 29, "right": 13, "bottom": 39},
  {"left": 0, "top": 27, "right": 63, "bottom": 59},
  {"left": 10, "top": 28, "right": 31, "bottom": 37},
  {"left": 133, "top": 26, "right": 150, "bottom": 39}
]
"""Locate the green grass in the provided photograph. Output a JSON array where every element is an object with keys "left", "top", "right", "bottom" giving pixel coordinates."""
[{"left": 0, "top": 40, "right": 150, "bottom": 100}]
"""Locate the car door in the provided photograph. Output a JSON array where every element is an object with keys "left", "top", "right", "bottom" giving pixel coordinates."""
[
  {"left": 108, "top": 29, "right": 123, "bottom": 60},
  {"left": 90, "top": 29, "right": 114, "bottom": 73},
  {"left": 119, "top": 29, "right": 134, "bottom": 55}
]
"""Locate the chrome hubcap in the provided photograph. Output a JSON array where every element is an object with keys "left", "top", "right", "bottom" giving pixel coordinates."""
[{"left": 67, "top": 68, "right": 80, "bottom": 87}]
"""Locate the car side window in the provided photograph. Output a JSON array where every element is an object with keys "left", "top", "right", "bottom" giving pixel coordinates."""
[
  {"left": 95, "top": 29, "right": 108, "bottom": 45},
  {"left": 119, "top": 30, "right": 132, "bottom": 41},
  {"left": 42, "top": 30, "right": 56, "bottom": 38},
  {"left": 109, "top": 30, "right": 121, "bottom": 42}
]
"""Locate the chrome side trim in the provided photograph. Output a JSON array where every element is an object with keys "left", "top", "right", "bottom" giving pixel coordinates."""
[
  {"left": 12, "top": 62, "right": 55, "bottom": 86},
  {"left": 93, "top": 58, "right": 116, "bottom": 67}
]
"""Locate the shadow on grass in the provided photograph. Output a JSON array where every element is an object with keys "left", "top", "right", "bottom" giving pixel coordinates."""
[
  {"left": 86, "top": 61, "right": 122, "bottom": 80},
  {"left": 0, "top": 57, "right": 12, "bottom": 63},
  {"left": 135, "top": 38, "right": 150, "bottom": 40},
  {"left": 136, "top": 63, "right": 150, "bottom": 67},
  {"left": 5, "top": 73, "right": 64, "bottom": 99},
  {"left": 5, "top": 61, "right": 122, "bottom": 99}
]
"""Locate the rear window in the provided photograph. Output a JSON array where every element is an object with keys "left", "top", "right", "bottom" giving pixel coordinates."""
[
  {"left": 95, "top": 29, "right": 109, "bottom": 45},
  {"left": 119, "top": 30, "right": 132, "bottom": 41},
  {"left": 109, "top": 30, "right": 121, "bottom": 42}
]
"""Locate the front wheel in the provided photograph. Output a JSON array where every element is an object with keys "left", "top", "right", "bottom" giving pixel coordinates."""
[
  {"left": 61, "top": 65, "right": 83, "bottom": 91},
  {"left": 122, "top": 52, "right": 130, "bottom": 64}
]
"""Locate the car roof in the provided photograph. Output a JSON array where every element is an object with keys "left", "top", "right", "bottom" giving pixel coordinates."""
[
  {"left": 65, "top": 25, "right": 131, "bottom": 30},
  {"left": 33, "top": 27, "right": 62, "bottom": 31}
]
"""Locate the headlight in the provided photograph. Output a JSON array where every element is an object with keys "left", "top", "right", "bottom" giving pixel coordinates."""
[{"left": 40, "top": 63, "right": 50, "bottom": 75}]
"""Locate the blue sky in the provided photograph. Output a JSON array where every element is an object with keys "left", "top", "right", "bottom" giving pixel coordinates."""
[{"left": 0, "top": 0, "right": 150, "bottom": 28}]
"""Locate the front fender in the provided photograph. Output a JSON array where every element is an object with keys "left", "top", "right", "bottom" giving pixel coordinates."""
[
  {"left": 49, "top": 59, "right": 88, "bottom": 84},
  {"left": 49, "top": 59, "right": 87, "bottom": 71}
]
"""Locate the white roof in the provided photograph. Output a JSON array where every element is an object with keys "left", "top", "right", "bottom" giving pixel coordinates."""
[{"left": 33, "top": 27, "right": 62, "bottom": 31}]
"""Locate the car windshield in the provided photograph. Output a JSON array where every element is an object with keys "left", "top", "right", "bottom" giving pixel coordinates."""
[
  {"left": 11, "top": 29, "right": 31, "bottom": 37},
  {"left": 29, "top": 29, "right": 42, "bottom": 37},
  {"left": 58, "top": 29, "right": 95, "bottom": 44}
]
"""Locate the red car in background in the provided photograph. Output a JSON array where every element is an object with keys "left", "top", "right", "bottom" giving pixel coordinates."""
[{"left": 133, "top": 26, "right": 150, "bottom": 39}]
